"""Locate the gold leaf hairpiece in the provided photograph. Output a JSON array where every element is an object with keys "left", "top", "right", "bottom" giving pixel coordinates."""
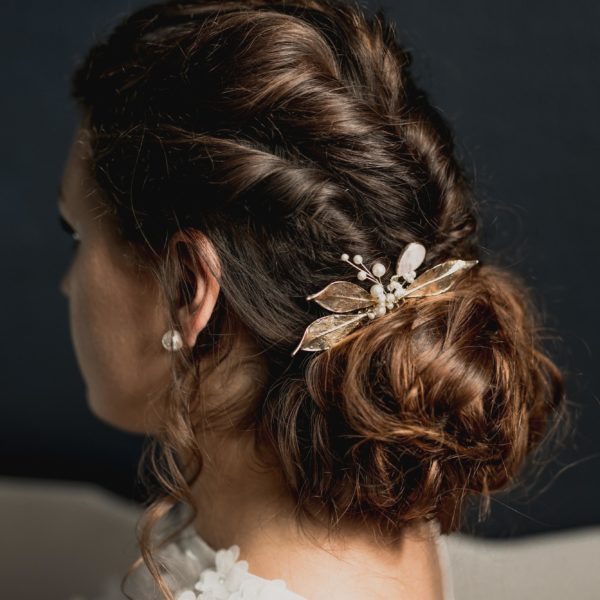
[{"left": 291, "top": 242, "right": 479, "bottom": 356}]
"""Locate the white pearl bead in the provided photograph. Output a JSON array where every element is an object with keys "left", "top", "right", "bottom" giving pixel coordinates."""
[
  {"left": 352, "top": 254, "right": 363, "bottom": 264},
  {"left": 357, "top": 271, "right": 367, "bottom": 281},
  {"left": 386, "top": 301, "right": 395, "bottom": 309},
  {"left": 161, "top": 329, "right": 183, "bottom": 351},
  {"left": 375, "top": 305, "right": 387, "bottom": 317},
  {"left": 372, "top": 262, "right": 386, "bottom": 277},
  {"left": 341, "top": 253, "right": 349, "bottom": 261},
  {"left": 370, "top": 283, "right": 385, "bottom": 298},
  {"left": 386, "top": 293, "right": 396, "bottom": 303},
  {"left": 367, "top": 310, "right": 375, "bottom": 319}
]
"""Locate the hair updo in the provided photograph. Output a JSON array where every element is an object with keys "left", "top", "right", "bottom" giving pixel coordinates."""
[{"left": 69, "top": 1, "right": 569, "bottom": 598}]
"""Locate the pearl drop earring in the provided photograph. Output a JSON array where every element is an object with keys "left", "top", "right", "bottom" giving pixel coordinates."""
[{"left": 161, "top": 329, "right": 183, "bottom": 352}]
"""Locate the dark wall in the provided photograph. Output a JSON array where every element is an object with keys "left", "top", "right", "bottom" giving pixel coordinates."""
[{"left": 2, "top": 0, "right": 598, "bottom": 537}]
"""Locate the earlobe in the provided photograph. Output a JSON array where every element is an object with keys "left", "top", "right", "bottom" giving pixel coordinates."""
[{"left": 170, "top": 231, "right": 222, "bottom": 349}]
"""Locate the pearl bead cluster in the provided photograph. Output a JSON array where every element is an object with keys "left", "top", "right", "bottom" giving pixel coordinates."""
[{"left": 340, "top": 253, "right": 414, "bottom": 320}]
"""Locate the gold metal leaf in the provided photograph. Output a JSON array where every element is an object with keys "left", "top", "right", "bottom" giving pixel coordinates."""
[
  {"left": 291, "top": 312, "right": 369, "bottom": 356},
  {"left": 306, "top": 280, "right": 375, "bottom": 313},
  {"left": 400, "top": 259, "right": 479, "bottom": 298}
]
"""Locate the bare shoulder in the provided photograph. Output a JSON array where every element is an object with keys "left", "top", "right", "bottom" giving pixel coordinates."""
[{"left": 239, "top": 521, "right": 446, "bottom": 600}]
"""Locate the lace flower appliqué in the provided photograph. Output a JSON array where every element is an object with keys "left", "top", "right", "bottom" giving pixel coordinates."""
[
  {"left": 176, "top": 544, "right": 292, "bottom": 600},
  {"left": 195, "top": 545, "right": 249, "bottom": 598}
]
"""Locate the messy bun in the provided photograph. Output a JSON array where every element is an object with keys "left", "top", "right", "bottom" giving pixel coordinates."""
[
  {"left": 69, "top": 0, "right": 568, "bottom": 598},
  {"left": 286, "top": 261, "right": 565, "bottom": 535}
]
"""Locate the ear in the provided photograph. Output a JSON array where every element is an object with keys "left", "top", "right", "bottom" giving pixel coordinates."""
[{"left": 169, "top": 230, "right": 221, "bottom": 349}]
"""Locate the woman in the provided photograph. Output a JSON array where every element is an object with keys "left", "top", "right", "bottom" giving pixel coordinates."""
[{"left": 57, "top": 0, "right": 567, "bottom": 598}]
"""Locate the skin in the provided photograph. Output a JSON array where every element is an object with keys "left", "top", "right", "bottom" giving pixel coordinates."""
[{"left": 58, "top": 124, "right": 446, "bottom": 600}]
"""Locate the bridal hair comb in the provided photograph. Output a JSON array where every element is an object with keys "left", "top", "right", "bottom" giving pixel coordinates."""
[{"left": 291, "top": 242, "right": 479, "bottom": 356}]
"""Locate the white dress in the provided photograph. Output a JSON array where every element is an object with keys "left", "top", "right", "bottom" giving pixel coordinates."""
[{"left": 71, "top": 517, "right": 455, "bottom": 600}]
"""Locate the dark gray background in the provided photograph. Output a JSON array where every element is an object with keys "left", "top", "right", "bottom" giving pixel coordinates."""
[{"left": 1, "top": 0, "right": 598, "bottom": 537}]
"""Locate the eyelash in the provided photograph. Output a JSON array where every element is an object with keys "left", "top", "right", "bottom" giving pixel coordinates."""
[{"left": 58, "top": 215, "right": 81, "bottom": 249}]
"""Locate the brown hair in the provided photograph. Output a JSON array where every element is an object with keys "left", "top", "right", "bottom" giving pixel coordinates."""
[{"left": 69, "top": 0, "right": 571, "bottom": 598}]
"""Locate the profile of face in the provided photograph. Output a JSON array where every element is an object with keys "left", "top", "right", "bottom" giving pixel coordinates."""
[{"left": 58, "top": 125, "right": 221, "bottom": 434}]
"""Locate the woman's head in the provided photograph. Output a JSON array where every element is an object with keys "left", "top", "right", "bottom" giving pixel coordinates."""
[{"left": 61, "top": 0, "right": 569, "bottom": 597}]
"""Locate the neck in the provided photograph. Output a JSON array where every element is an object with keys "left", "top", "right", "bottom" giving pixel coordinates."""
[
  {"left": 189, "top": 428, "right": 295, "bottom": 552},
  {"left": 187, "top": 429, "right": 446, "bottom": 599}
]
